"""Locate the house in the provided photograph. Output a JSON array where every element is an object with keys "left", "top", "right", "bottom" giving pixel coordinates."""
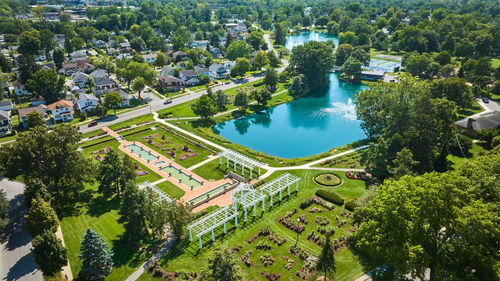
[
  {"left": 0, "top": 100, "right": 14, "bottom": 111},
  {"left": 76, "top": 60, "right": 95, "bottom": 73},
  {"left": 72, "top": 71, "right": 89, "bottom": 88},
  {"left": 94, "top": 40, "right": 108, "bottom": 49},
  {"left": 224, "top": 61, "right": 236, "bottom": 71},
  {"left": 171, "top": 51, "right": 187, "bottom": 62},
  {"left": 237, "top": 22, "right": 247, "bottom": 32},
  {"left": 194, "top": 66, "right": 210, "bottom": 78},
  {"left": 360, "top": 70, "right": 385, "bottom": 81},
  {"left": 158, "top": 75, "right": 184, "bottom": 92},
  {"left": 209, "top": 63, "right": 227, "bottom": 79},
  {"left": 90, "top": 69, "right": 109, "bottom": 80},
  {"left": 179, "top": 69, "right": 197, "bottom": 82},
  {"left": 455, "top": 111, "right": 500, "bottom": 136},
  {"left": 94, "top": 77, "right": 119, "bottom": 95},
  {"left": 0, "top": 110, "right": 11, "bottom": 136},
  {"left": 120, "top": 42, "right": 131, "bottom": 53},
  {"left": 18, "top": 105, "right": 49, "bottom": 128},
  {"left": 185, "top": 77, "right": 199, "bottom": 86},
  {"left": 42, "top": 63, "right": 55, "bottom": 71},
  {"left": 209, "top": 47, "right": 221, "bottom": 58},
  {"left": 12, "top": 80, "right": 32, "bottom": 96},
  {"left": 47, "top": 100, "right": 74, "bottom": 122},
  {"left": 160, "top": 65, "right": 175, "bottom": 76},
  {"left": 116, "top": 90, "right": 132, "bottom": 107},
  {"left": 70, "top": 50, "right": 87, "bottom": 61},
  {"left": 74, "top": 92, "right": 98, "bottom": 112},
  {"left": 59, "top": 63, "right": 79, "bottom": 75},
  {"left": 143, "top": 53, "right": 157, "bottom": 63}
]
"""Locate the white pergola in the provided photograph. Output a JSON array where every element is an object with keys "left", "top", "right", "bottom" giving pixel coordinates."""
[
  {"left": 140, "top": 181, "right": 174, "bottom": 203},
  {"left": 187, "top": 206, "right": 239, "bottom": 249},
  {"left": 259, "top": 173, "right": 301, "bottom": 206},
  {"left": 218, "top": 149, "right": 262, "bottom": 179},
  {"left": 232, "top": 184, "right": 267, "bottom": 222}
]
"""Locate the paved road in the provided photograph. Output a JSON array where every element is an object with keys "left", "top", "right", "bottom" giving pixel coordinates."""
[{"left": 0, "top": 178, "right": 42, "bottom": 281}]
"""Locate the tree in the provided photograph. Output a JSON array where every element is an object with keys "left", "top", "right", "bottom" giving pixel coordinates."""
[
  {"left": 405, "top": 54, "right": 431, "bottom": 77},
  {"left": 290, "top": 41, "right": 335, "bottom": 90},
  {"left": 201, "top": 247, "right": 241, "bottom": 281},
  {"left": 79, "top": 228, "right": 113, "bottom": 280},
  {"left": 103, "top": 91, "right": 123, "bottom": 115},
  {"left": 145, "top": 191, "right": 168, "bottom": 239},
  {"left": 215, "top": 90, "right": 229, "bottom": 111},
  {"left": 390, "top": 148, "right": 419, "bottom": 179},
  {"left": 26, "top": 111, "right": 45, "bottom": 128},
  {"left": 290, "top": 74, "right": 309, "bottom": 97},
  {"left": 266, "top": 51, "right": 280, "bottom": 67},
  {"left": 234, "top": 92, "right": 249, "bottom": 109},
  {"left": 225, "top": 41, "right": 252, "bottom": 61},
  {"left": 339, "top": 31, "right": 358, "bottom": 46},
  {"left": 253, "top": 50, "right": 269, "bottom": 70},
  {"left": 353, "top": 172, "right": 499, "bottom": 281},
  {"left": 154, "top": 51, "right": 167, "bottom": 67},
  {"left": 119, "top": 181, "right": 147, "bottom": 239},
  {"left": 430, "top": 78, "right": 473, "bottom": 109},
  {"left": 0, "top": 53, "right": 13, "bottom": 73},
  {"left": 0, "top": 190, "right": 8, "bottom": 232},
  {"left": 130, "top": 37, "right": 146, "bottom": 52},
  {"left": 274, "top": 22, "right": 287, "bottom": 46},
  {"left": 52, "top": 48, "right": 65, "bottom": 70},
  {"left": 334, "top": 44, "right": 354, "bottom": 66},
  {"left": 18, "top": 30, "right": 41, "bottom": 55},
  {"left": 132, "top": 77, "right": 146, "bottom": 99},
  {"left": 119, "top": 61, "right": 156, "bottom": 88},
  {"left": 95, "top": 104, "right": 107, "bottom": 118},
  {"left": 341, "top": 56, "right": 362, "bottom": 81},
  {"left": 246, "top": 30, "right": 264, "bottom": 50},
  {"left": 264, "top": 68, "right": 278, "bottom": 91},
  {"left": 26, "top": 196, "right": 59, "bottom": 237},
  {"left": 252, "top": 89, "right": 272, "bottom": 106},
  {"left": 18, "top": 54, "right": 40, "bottom": 83},
  {"left": 231, "top": 58, "right": 251, "bottom": 78},
  {"left": 454, "top": 39, "right": 474, "bottom": 59},
  {"left": 164, "top": 200, "right": 191, "bottom": 241},
  {"left": 71, "top": 37, "right": 85, "bottom": 50},
  {"left": 191, "top": 94, "right": 217, "bottom": 120},
  {"left": 317, "top": 233, "right": 336, "bottom": 281},
  {"left": 97, "top": 149, "right": 131, "bottom": 197},
  {"left": 25, "top": 70, "right": 65, "bottom": 103},
  {"left": 24, "top": 178, "right": 50, "bottom": 208},
  {"left": 31, "top": 230, "right": 68, "bottom": 276}
]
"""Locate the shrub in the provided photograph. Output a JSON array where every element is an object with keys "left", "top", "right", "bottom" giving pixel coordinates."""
[
  {"left": 256, "top": 240, "right": 272, "bottom": 250},
  {"left": 315, "top": 189, "right": 345, "bottom": 205},
  {"left": 259, "top": 253, "right": 275, "bottom": 266},
  {"left": 344, "top": 198, "right": 358, "bottom": 211},
  {"left": 314, "top": 216, "right": 330, "bottom": 226},
  {"left": 299, "top": 198, "right": 313, "bottom": 209}
]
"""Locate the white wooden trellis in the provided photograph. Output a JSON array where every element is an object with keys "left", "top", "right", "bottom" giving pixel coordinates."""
[
  {"left": 232, "top": 184, "right": 267, "bottom": 222},
  {"left": 259, "top": 173, "right": 300, "bottom": 206},
  {"left": 218, "top": 149, "right": 263, "bottom": 179},
  {"left": 140, "top": 181, "right": 174, "bottom": 203},
  {"left": 187, "top": 206, "right": 239, "bottom": 249}
]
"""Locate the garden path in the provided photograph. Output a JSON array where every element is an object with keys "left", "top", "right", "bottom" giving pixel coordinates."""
[{"left": 55, "top": 226, "right": 73, "bottom": 280}]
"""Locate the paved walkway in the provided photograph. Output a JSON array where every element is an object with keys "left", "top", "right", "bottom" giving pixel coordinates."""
[{"left": 55, "top": 226, "right": 73, "bottom": 280}]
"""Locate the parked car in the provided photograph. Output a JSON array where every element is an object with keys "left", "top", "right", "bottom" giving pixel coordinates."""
[
  {"left": 482, "top": 97, "right": 490, "bottom": 103},
  {"left": 164, "top": 100, "right": 173, "bottom": 104},
  {"left": 88, "top": 120, "right": 98, "bottom": 127}
]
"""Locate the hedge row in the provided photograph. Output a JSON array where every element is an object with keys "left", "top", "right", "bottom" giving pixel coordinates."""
[
  {"left": 315, "top": 189, "right": 345, "bottom": 206},
  {"left": 344, "top": 198, "right": 358, "bottom": 211}
]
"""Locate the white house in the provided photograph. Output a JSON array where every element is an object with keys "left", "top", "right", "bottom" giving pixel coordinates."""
[
  {"left": 12, "top": 80, "right": 32, "bottom": 96},
  {"left": 209, "top": 63, "right": 227, "bottom": 79},
  {"left": 179, "top": 69, "right": 197, "bottom": 82},
  {"left": 143, "top": 53, "right": 157, "bottom": 63},
  {"left": 70, "top": 50, "right": 87, "bottom": 61},
  {"left": 94, "top": 77, "right": 119, "bottom": 95},
  {"left": 185, "top": 77, "right": 199, "bottom": 86},
  {"left": 90, "top": 69, "right": 108, "bottom": 80},
  {"left": 0, "top": 110, "right": 11, "bottom": 136},
  {"left": 194, "top": 66, "right": 210, "bottom": 78},
  {"left": 72, "top": 71, "right": 89, "bottom": 88},
  {"left": 0, "top": 100, "right": 14, "bottom": 111},
  {"left": 74, "top": 93, "right": 98, "bottom": 112},
  {"left": 47, "top": 100, "right": 74, "bottom": 122},
  {"left": 224, "top": 61, "right": 236, "bottom": 71}
]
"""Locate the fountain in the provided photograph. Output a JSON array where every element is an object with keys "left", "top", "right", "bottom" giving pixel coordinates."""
[{"left": 323, "top": 98, "right": 357, "bottom": 121}]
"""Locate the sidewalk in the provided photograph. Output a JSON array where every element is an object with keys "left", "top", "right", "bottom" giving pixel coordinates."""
[{"left": 55, "top": 226, "right": 73, "bottom": 280}]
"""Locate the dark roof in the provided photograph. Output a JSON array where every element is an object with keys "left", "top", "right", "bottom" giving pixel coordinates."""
[
  {"left": 158, "top": 75, "right": 182, "bottom": 83},
  {"left": 94, "top": 77, "right": 117, "bottom": 87},
  {"left": 180, "top": 69, "right": 197, "bottom": 77},
  {"left": 0, "top": 110, "right": 9, "bottom": 120},
  {"left": 18, "top": 105, "right": 47, "bottom": 119},
  {"left": 455, "top": 111, "right": 500, "bottom": 132}
]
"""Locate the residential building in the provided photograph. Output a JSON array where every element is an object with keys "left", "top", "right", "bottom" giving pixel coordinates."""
[
  {"left": 18, "top": 105, "right": 49, "bottom": 128},
  {"left": 158, "top": 75, "right": 184, "bottom": 92},
  {"left": 94, "top": 40, "right": 108, "bottom": 49},
  {"left": 0, "top": 100, "right": 14, "bottom": 111},
  {"left": 94, "top": 77, "right": 119, "bottom": 95},
  {"left": 185, "top": 77, "right": 199, "bottom": 86},
  {"left": 12, "top": 80, "right": 32, "bottom": 96},
  {"left": 47, "top": 100, "right": 74, "bottom": 122},
  {"left": 116, "top": 90, "right": 132, "bottom": 107},
  {"left": 360, "top": 70, "right": 385, "bottom": 81},
  {"left": 194, "top": 66, "right": 210, "bottom": 78},
  {"left": 59, "top": 63, "right": 79, "bottom": 76},
  {"left": 179, "top": 69, "right": 197, "bottom": 82},
  {"left": 72, "top": 71, "right": 89, "bottom": 88},
  {"left": 74, "top": 92, "right": 98, "bottom": 112},
  {"left": 171, "top": 51, "right": 187, "bottom": 62},
  {"left": 209, "top": 63, "right": 228, "bottom": 79},
  {"left": 143, "top": 53, "right": 157, "bottom": 63},
  {"left": 160, "top": 65, "right": 175, "bottom": 76},
  {"left": 70, "top": 50, "right": 88, "bottom": 61},
  {"left": 120, "top": 42, "right": 131, "bottom": 53},
  {"left": 455, "top": 111, "right": 500, "bottom": 136},
  {"left": 0, "top": 110, "right": 11, "bottom": 136},
  {"left": 90, "top": 69, "right": 108, "bottom": 80}
]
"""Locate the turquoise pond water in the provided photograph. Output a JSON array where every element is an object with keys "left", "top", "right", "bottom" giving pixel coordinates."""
[{"left": 213, "top": 31, "right": 367, "bottom": 159}]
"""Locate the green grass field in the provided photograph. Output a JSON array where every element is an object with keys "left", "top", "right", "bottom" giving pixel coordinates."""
[
  {"left": 155, "top": 180, "right": 186, "bottom": 199},
  {"left": 108, "top": 114, "right": 155, "bottom": 131},
  {"left": 191, "top": 158, "right": 267, "bottom": 182},
  {"left": 138, "top": 169, "right": 368, "bottom": 281}
]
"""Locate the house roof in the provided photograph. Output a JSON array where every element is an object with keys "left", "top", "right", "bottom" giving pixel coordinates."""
[
  {"left": 209, "top": 63, "right": 223, "bottom": 71},
  {"left": 78, "top": 92, "right": 98, "bottom": 101},
  {"left": 143, "top": 53, "right": 157, "bottom": 59},
  {"left": 0, "top": 110, "right": 9, "bottom": 120},
  {"left": 194, "top": 67, "right": 209, "bottom": 74},
  {"left": 63, "top": 62, "right": 78, "bottom": 69},
  {"left": 18, "top": 105, "right": 47, "bottom": 119},
  {"left": 47, "top": 100, "right": 74, "bottom": 110},
  {"left": 0, "top": 100, "right": 13, "bottom": 107},
  {"left": 172, "top": 51, "right": 187, "bottom": 57},
  {"left": 72, "top": 71, "right": 88, "bottom": 80},
  {"left": 161, "top": 65, "right": 175, "bottom": 73},
  {"left": 455, "top": 111, "right": 500, "bottom": 132},
  {"left": 180, "top": 69, "right": 197, "bottom": 77},
  {"left": 158, "top": 75, "right": 183, "bottom": 83},
  {"left": 94, "top": 77, "right": 116, "bottom": 87},
  {"left": 90, "top": 69, "right": 108, "bottom": 79}
]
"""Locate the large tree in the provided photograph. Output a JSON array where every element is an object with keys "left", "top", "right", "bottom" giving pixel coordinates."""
[
  {"left": 18, "top": 30, "right": 41, "bottom": 55},
  {"left": 131, "top": 77, "right": 146, "bottom": 99},
  {"left": 430, "top": 78, "right": 473, "bottom": 109},
  {"left": 97, "top": 149, "right": 135, "bottom": 197},
  {"left": 0, "top": 190, "right": 8, "bottom": 232},
  {"left": 26, "top": 70, "right": 65, "bottom": 103},
  {"left": 79, "top": 228, "right": 113, "bottom": 280},
  {"left": 201, "top": 247, "right": 241, "bottom": 281},
  {"left": 263, "top": 68, "right": 278, "bottom": 91},
  {"left": 26, "top": 111, "right": 45, "bottom": 128},
  {"left": 191, "top": 94, "right": 218, "bottom": 120},
  {"left": 26, "top": 196, "right": 59, "bottom": 237},
  {"left": 225, "top": 41, "right": 252, "bottom": 61},
  {"left": 317, "top": 233, "right": 336, "bottom": 281},
  {"left": 274, "top": 22, "right": 287, "bottom": 46},
  {"left": 31, "top": 230, "right": 68, "bottom": 276},
  {"left": 165, "top": 200, "right": 192, "bottom": 241},
  {"left": 119, "top": 181, "right": 148, "bottom": 239},
  {"left": 52, "top": 48, "right": 65, "bottom": 70},
  {"left": 103, "top": 91, "right": 123, "bottom": 115},
  {"left": 246, "top": 30, "right": 264, "bottom": 50},
  {"left": 231, "top": 58, "right": 251, "bottom": 78},
  {"left": 234, "top": 92, "right": 249, "bottom": 109},
  {"left": 353, "top": 171, "right": 499, "bottom": 281},
  {"left": 289, "top": 41, "right": 335, "bottom": 91}
]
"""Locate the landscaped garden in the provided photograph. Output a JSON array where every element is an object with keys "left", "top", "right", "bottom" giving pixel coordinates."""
[
  {"left": 138, "top": 169, "right": 369, "bottom": 281},
  {"left": 191, "top": 158, "right": 266, "bottom": 182},
  {"left": 313, "top": 173, "right": 342, "bottom": 187}
]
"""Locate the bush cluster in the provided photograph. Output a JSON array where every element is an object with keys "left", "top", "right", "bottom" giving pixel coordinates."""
[{"left": 315, "top": 189, "right": 345, "bottom": 205}]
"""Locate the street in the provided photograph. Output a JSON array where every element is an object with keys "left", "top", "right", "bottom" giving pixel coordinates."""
[{"left": 0, "top": 178, "right": 42, "bottom": 281}]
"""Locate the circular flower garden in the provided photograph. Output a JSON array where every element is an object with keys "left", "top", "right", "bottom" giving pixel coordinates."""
[{"left": 313, "top": 173, "right": 342, "bottom": 187}]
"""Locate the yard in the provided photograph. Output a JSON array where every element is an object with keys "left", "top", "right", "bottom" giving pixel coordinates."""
[{"left": 137, "top": 169, "right": 368, "bottom": 281}]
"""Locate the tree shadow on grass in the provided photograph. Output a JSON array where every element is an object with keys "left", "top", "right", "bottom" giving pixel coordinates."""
[
  {"left": 191, "top": 118, "right": 215, "bottom": 129},
  {"left": 87, "top": 195, "right": 121, "bottom": 217},
  {"left": 111, "top": 234, "right": 146, "bottom": 269}
]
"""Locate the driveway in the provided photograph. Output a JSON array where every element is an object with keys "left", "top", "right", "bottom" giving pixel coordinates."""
[{"left": 0, "top": 178, "right": 42, "bottom": 281}]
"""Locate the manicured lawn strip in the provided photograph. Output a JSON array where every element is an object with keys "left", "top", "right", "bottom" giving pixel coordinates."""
[
  {"left": 81, "top": 128, "right": 105, "bottom": 139},
  {"left": 191, "top": 158, "right": 267, "bottom": 182},
  {"left": 123, "top": 126, "right": 213, "bottom": 168},
  {"left": 155, "top": 180, "right": 186, "bottom": 199},
  {"left": 312, "top": 149, "right": 366, "bottom": 169},
  {"left": 153, "top": 170, "right": 367, "bottom": 281},
  {"left": 108, "top": 114, "right": 154, "bottom": 131},
  {"left": 457, "top": 100, "right": 484, "bottom": 120},
  {"left": 157, "top": 100, "right": 197, "bottom": 118},
  {"left": 447, "top": 142, "right": 488, "bottom": 170},
  {"left": 80, "top": 135, "right": 115, "bottom": 148}
]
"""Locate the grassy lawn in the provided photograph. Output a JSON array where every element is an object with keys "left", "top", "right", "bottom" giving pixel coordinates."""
[
  {"left": 108, "top": 114, "right": 154, "bottom": 131},
  {"left": 312, "top": 149, "right": 367, "bottom": 169},
  {"left": 192, "top": 158, "right": 267, "bottom": 182},
  {"left": 122, "top": 126, "right": 214, "bottom": 168},
  {"left": 155, "top": 180, "right": 186, "bottom": 199},
  {"left": 447, "top": 142, "right": 488, "bottom": 170},
  {"left": 157, "top": 100, "right": 197, "bottom": 118},
  {"left": 457, "top": 100, "right": 484, "bottom": 119},
  {"left": 81, "top": 128, "right": 105, "bottom": 139},
  {"left": 491, "top": 58, "right": 500, "bottom": 68},
  {"left": 140, "top": 169, "right": 368, "bottom": 281}
]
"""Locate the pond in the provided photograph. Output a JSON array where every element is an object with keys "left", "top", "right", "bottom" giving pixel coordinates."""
[{"left": 213, "top": 31, "right": 367, "bottom": 159}]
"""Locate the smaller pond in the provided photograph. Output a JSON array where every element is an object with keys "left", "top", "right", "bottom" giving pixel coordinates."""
[
  {"left": 153, "top": 161, "right": 166, "bottom": 167},
  {"left": 189, "top": 182, "right": 233, "bottom": 205},
  {"left": 160, "top": 165, "right": 203, "bottom": 189},
  {"left": 125, "top": 144, "right": 159, "bottom": 163}
]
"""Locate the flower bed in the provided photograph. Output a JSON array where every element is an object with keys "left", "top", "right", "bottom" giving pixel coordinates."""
[
  {"left": 345, "top": 198, "right": 358, "bottom": 211},
  {"left": 283, "top": 256, "right": 296, "bottom": 270},
  {"left": 312, "top": 195, "right": 335, "bottom": 210},
  {"left": 278, "top": 209, "right": 305, "bottom": 234},
  {"left": 298, "top": 214, "right": 308, "bottom": 225},
  {"left": 240, "top": 250, "right": 252, "bottom": 267},
  {"left": 333, "top": 235, "right": 349, "bottom": 254},
  {"left": 316, "top": 189, "right": 345, "bottom": 206},
  {"left": 345, "top": 171, "right": 371, "bottom": 182},
  {"left": 246, "top": 228, "right": 286, "bottom": 246},
  {"left": 299, "top": 198, "right": 313, "bottom": 209},
  {"left": 288, "top": 245, "right": 311, "bottom": 261},
  {"left": 259, "top": 253, "right": 275, "bottom": 266},
  {"left": 314, "top": 216, "right": 330, "bottom": 226},
  {"left": 261, "top": 272, "right": 282, "bottom": 281},
  {"left": 317, "top": 226, "right": 335, "bottom": 235},
  {"left": 296, "top": 257, "right": 317, "bottom": 281},
  {"left": 308, "top": 207, "right": 323, "bottom": 213},
  {"left": 307, "top": 231, "right": 325, "bottom": 247},
  {"left": 255, "top": 240, "right": 272, "bottom": 250},
  {"left": 314, "top": 173, "right": 342, "bottom": 186}
]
